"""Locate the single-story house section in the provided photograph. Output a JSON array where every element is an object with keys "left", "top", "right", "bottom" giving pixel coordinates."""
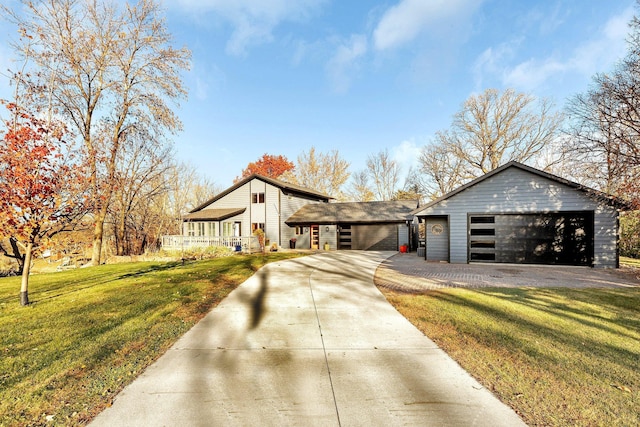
[
  {"left": 286, "top": 200, "right": 418, "bottom": 250},
  {"left": 413, "top": 161, "right": 631, "bottom": 268},
  {"left": 179, "top": 174, "right": 331, "bottom": 248}
]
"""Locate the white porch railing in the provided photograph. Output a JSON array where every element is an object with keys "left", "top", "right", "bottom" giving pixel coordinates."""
[{"left": 161, "top": 235, "right": 259, "bottom": 252}]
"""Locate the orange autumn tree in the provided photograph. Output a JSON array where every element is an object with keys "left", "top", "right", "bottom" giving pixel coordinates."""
[
  {"left": 0, "top": 103, "right": 89, "bottom": 306},
  {"left": 236, "top": 154, "right": 294, "bottom": 182}
]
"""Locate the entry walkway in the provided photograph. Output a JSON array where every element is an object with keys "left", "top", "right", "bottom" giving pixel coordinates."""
[{"left": 90, "top": 252, "right": 525, "bottom": 426}]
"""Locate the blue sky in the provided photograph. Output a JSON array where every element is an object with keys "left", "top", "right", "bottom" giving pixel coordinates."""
[{"left": 1, "top": 1, "right": 637, "bottom": 188}]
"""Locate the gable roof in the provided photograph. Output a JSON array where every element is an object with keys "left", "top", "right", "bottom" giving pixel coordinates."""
[
  {"left": 286, "top": 200, "right": 419, "bottom": 225},
  {"left": 190, "top": 174, "right": 332, "bottom": 213},
  {"left": 183, "top": 208, "right": 246, "bottom": 221},
  {"left": 414, "top": 161, "right": 632, "bottom": 215}
]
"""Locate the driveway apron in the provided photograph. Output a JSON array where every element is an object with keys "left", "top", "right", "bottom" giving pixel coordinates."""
[{"left": 90, "top": 251, "right": 526, "bottom": 427}]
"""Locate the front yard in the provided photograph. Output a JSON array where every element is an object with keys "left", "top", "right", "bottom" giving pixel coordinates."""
[
  {"left": 379, "top": 285, "right": 640, "bottom": 426},
  {"left": 0, "top": 253, "right": 303, "bottom": 426}
]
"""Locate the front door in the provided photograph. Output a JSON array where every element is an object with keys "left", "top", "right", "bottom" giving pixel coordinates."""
[
  {"left": 310, "top": 225, "right": 319, "bottom": 249},
  {"left": 426, "top": 218, "right": 449, "bottom": 261}
]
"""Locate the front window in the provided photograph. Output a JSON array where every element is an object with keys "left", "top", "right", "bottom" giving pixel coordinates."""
[
  {"left": 197, "top": 222, "right": 205, "bottom": 236},
  {"left": 208, "top": 222, "right": 219, "bottom": 237},
  {"left": 223, "top": 222, "right": 242, "bottom": 237},
  {"left": 223, "top": 222, "right": 233, "bottom": 237},
  {"left": 252, "top": 192, "right": 265, "bottom": 204},
  {"left": 186, "top": 222, "right": 195, "bottom": 236}
]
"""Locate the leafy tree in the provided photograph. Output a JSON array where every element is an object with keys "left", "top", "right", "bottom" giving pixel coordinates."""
[
  {"left": 237, "top": 153, "right": 295, "bottom": 181},
  {"left": 366, "top": 148, "right": 400, "bottom": 201},
  {"left": 283, "top": 147, "right": 350, "bottom": 199},
  {"left": 419, "top": 88, "right": 563, "bottom": 198},
  {"left": 5, "top": 0, "right": 191, "bottom": 265},
  {"left": 0, "top": 103, "right": 88, "bottom": 305}
]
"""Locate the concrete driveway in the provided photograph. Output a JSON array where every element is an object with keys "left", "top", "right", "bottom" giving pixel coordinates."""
[
  {"left": 90, "top": 251, "right": 525, "bottom": 426},
  {"left": 375, "top": 254, "right": 640, "bottom": 292}
]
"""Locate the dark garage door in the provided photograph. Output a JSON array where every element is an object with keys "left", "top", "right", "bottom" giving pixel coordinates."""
[
  {"left": 469, "top": 212, "right": 594, "bottom": 266},
  {"left": 350, "top": 224, "right": 398, "bottom": 250}
]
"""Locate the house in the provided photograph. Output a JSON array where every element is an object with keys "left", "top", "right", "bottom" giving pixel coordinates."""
[
  {"left": 162, "top": 174, "right": 417, "bottom": 252},
  {"left": 413, "top": 161, "right": 631, "bottom": 268},
  {"left": 164, "top": 174, "right": 331, "bottom": 251},
  {"left": 285, "top": 200, "right": 418, "bottom": 250}
]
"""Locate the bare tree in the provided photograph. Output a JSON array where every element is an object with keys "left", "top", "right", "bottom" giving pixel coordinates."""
[
  {"left": 418, "top": 140, "right": 468, "bottom": 199},
  {"left": 419, "top": 89, "right": 563, "bottom": 195},
  {"left": 284, "top": 147, "right": 350, "bottom": 199},
  {"left": 394, "top": 166, "right": 424, "bottom": 203},
  {"left": 346, "top": 170, "right": 375, "bottom": 202},
  {"left": 366, "top": 149, "right": 400, "bottom": 201},
  {"left": 562, "top": 1, "right": 640, "bottom": 206},
  {"left": 110, "top": 128, "right": 173, "bottom": 255},
  {"left": 5, "top": 0, "right": 191, "bottom": 265}
]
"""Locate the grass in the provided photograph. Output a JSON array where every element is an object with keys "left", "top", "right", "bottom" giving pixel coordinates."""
[
  {"left": 0, "top": 252, "right": 303, "bottom": 427},
  {"left": 379, "top": 285, "right": 640, "bottom": 426},
  {"left": 621, "top": 255, "right": 640, "bottom": 268}
]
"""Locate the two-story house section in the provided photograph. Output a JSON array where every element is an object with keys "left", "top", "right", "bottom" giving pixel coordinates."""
[{"left": 183, "top": 174, "right": 332, "bottom": 248}]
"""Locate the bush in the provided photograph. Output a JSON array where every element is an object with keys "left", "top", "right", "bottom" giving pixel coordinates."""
[
  {"left": 620, "top": 211, "right": 640, "bottom": 259},
  {"left": 157, "top": 246, "right": 233, "bottom": 260}
]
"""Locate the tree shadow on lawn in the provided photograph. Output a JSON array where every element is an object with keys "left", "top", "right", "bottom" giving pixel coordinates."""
[{"left": 427, "top": 289, "right": 640, "bottom": 373}]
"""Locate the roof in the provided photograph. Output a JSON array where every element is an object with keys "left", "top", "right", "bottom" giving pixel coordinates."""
[
  {"left": 413, "top": 161, "right": 632, "bottom": 216},
  {"left": 190, "top": 174, "right": 332, "bottom": 213},
  {"left": 183, "top": 208, "right": 246, "bottom": 221},
  {"left": 286, "top": 200, "right": 419, "bottom": 225}
]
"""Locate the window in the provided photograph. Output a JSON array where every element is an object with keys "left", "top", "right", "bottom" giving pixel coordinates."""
[
  {"left": 186, "top": 222, "right": 195, "bottom": 236},
  {"left": 197, "top": 222, "right": 205, "bottom": 236},
  {"left": 295, "top": 226, "right": 304, "bottom": 235},
  {"left": 224, "top": 222, "right": 242, "bottom": 237},
  {"left": 252, "top": 192, "right": 265, "bottom": 204},
  {"left": 208, "top": 222, "right": 219, "bottom": 237},
  {"left": 252, "top": 223, "right": 265, "bottom": 233}
]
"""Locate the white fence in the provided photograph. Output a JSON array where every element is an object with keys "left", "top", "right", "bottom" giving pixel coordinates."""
[{"left": 161, "top": 235, "right": 259, "bottom": 252}]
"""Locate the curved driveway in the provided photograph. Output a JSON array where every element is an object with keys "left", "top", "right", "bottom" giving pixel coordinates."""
[{"left": 90, "top": 251, "right": 525, "bottom": 426}]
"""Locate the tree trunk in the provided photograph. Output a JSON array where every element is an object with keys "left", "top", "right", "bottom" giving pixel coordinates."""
[
  {"left": 91, "top": 211, "right": 106, "bottom": 265},
  {"left": 20, "top": 243, "right": 33, "bottom": 306}
]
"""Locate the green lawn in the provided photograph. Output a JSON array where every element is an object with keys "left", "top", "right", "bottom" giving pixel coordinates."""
[
  {"left": 0, "top": 253, "right": 303, "bottom": 426},
  {"left": 379, "top": 286, "right": 640, "bottom": 426}
]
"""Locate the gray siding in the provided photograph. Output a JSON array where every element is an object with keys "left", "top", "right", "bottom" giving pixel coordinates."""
[
  {"left": 280, "top": 194, "right": 326, "bottom": 247},
  {"left": 426, "top": 218, "right": 449, "bottom": 261},
  {"left": 418, "top": 167, "right": 619, "bottom": 268},
  {"left": 352, "top": 224, "right": 398, "bottom": 250}
]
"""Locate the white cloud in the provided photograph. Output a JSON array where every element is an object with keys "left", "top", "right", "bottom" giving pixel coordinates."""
[
  {"left": 503, "top": 58, "right": 567, "bottom": 90},
  {"left": 472, "top": 39, "right": 522, "bottom": 89},
  {"left": 174, "top": 0, "right": 326, "bottom": 56},
  {"left": 373, "top": 0, "right": 483, "bottom": 51},
  {"left": 392, "top": 139, "right": 421, "bottom": 171},
  {"left": 478, "top": 6, "right": 635, "bottom": 92},
  {"left": 326, "top": 34, "right": 368, "bottom": 93}
]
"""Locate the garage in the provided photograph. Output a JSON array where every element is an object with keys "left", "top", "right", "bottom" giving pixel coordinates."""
[
  {"left": 286, "top": 200, "right": 417, "bottom": 251},
  {"left": 414, "top": 162, "right": 630, "bottom": 269},
  {"left": 468, "top": 212, "right": 594, "bottom": 266}
]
